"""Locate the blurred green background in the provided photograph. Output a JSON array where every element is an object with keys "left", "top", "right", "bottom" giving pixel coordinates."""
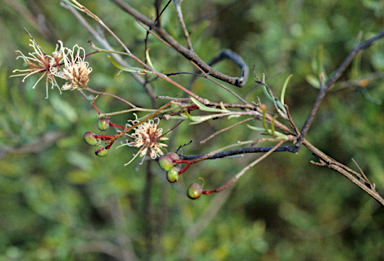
[{"left": 1, "top": 0, "right": 384, "bottom": 260}]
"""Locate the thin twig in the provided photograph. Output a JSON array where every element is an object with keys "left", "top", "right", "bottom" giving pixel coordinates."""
[
  {"left": 100, "top": 108, "right": 156, "bottom": 117},
  {"left": 62, "top": 1, "right": 158, "bottom": 106},
  {"left": 352, "top": 158, "right": 373, "bottom": 187},
  {"left": 200, "top": 117, "right": 254, "bottom": 144},
  {"left": 296, "top": 29, "right": 384, "bottom": 148},
  {"left": 160, "top": 120, "right": 184, "bottom": 138},
  {"left": 203, "top": 140, "right": 285, "bottom": 195},
  {"left": 188, "top": 49, "right": 249, "bottom": 90},
  {"left": 174, "top": 0, "right": 193, "bottom": 51},
  {"left": 85, "top": 86, "right": 137, "bottom": 108},
  {"left": 302, "top": 139, "right": 384, "bottom": 206},
  {"left": 110, "top": 0, "right": 248, "bottom": 87},
  {"left": 189, "top": 60, "right": 250, "bottom": 105}
]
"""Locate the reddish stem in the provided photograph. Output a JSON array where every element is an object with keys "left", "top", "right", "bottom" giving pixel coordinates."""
[
  {"left": 173, "top": 150, "right": 218, "bottom": 174},
  {"left": 202, "top": 175, "right": 240, "bottom": 195},
  {"left": 178, "top": 163, "right": 191, "bottom": 174},
  {"left": 202, "top": 188, "right": 225, "bottom": 195},
  {"left": 94, "top": 134, "right": 114, "bottom": 140},
  {"left": 92, "top": 101, "right": 101, "bottom": 115},
  {"left": 109, "top": 122, "right": 125, "bottom": 129},
  {"left": 105, "top": 142, "right": 114, "bottom": 150},
  {"left": 173, "top": 154, "right": 208, "bottom": 165},
  {"left": 201, "top": 140, "right": 285, "bottom": 195}
]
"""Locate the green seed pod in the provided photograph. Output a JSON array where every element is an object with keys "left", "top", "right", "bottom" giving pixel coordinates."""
[
  {"left": 166, "top": 167, "right": 180, "bottom": 183},
  {"left": 83, "top": 132, "right": 99, "bottom": 146},
  {"left": 97, "top": 116, "right": 110, "bottom": 131},
  {"left": 158, "top": 155, "right": 174, "bottom": 171},
  {"left": 95, "top": 146, "right": 108, "bottom": 157},
  {"left": 187, "top": 183, "right": 203, "bottom": 200},
  {"left": 167, "top": 152, "right": 180, "bottom": 162}
]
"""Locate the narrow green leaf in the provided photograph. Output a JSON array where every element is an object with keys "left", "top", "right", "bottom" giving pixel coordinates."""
[
  {"left": 247, "top": 125, "right": 266, "bottom": 132},
  {"left": 262, "top": 75, "right": 274, "bottom": 102},
  {"left": 275, "top": 100, "right": 287, "bottom": 116},
  {"left": 280, "top": 74, "right": 293, "bottom": 105},
  {"left": 351, "top": 51, "right": 363, "bottom": 80},
  {"left": 62, "top": 0, "right": 82, "bottom": 11},
  {"left": 306, "top": 74, "right": 321, "bottom": 88},
  {"left": 190, "top": 97, "right": 229, "bottom": 113},
  {"left": 248, "top": 125, "right": 288, "bottom": 140},
  {"left": 145, "top": 49, "right": 156, "bottom": 71}
]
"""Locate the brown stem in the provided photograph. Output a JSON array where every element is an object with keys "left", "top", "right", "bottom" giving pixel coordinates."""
[
  {"left": 174, "top": 0, "right": 193, "bottom": 51},
  {"left": 302, "top": 139, "right": 384, "bottom": 206},
  {"left": 110, "top": 0, "right": 248, "bottom": 87},
  {"left": 296, "top": 29, "right": 384, "bottom": 148},
  {"left": 85, "top": 87, "right": 137, "bottom": 108},
  {"left": 63, "top": 2, "right": 158, "bottom": 105}
]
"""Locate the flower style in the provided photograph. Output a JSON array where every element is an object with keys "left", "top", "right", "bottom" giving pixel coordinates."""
[
  {"left": 10, "top": 39, "right": 64, "bottom": 98},
  {"left": 58, "top": 44, "right": 92, "bottom": 91},
  {"left": 50, "top": 40, "right": 65, "bottom": 75},
  {"left": 118, "top": 117, "right": 169, "bottom": 166}
]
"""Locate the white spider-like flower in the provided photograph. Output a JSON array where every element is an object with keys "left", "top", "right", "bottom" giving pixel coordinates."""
[
  {"left": 10, "top": 39, "right": 64, "bottom": 98},
  {"left": 11, "top": 38, "right": 93, "bottom": 96},
  {"left": 117, "top": 117, "right": 169, "bottom": 166},
  {"left": 56, "top": 44, "right": 93, "bottom": 91}
]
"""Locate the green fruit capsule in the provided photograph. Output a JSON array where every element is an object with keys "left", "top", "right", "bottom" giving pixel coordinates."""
[
  {"left": 166, "top": 167, "right": 180, "bottom": 183},
  {"left": 95, "top": 146, "right": 108, "bottom": 157},
  {"left": 158, "top": 155, "right": 174, "bottom": 171},
  {"left": 167, "top": 152, "right": 180, "bottom": 161},
  {"left": 187, "top": 183, "right": 203, "bottom": 200},
  {"left": 97, "top": 116, "right": 110, "bottom": 131},
  {"left": 84, "top": 132, "right": 99, "bottom": 146}
]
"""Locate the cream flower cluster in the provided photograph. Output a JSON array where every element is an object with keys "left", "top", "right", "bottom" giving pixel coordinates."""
[
  {"left": 11, "top": 39, "right": 92, "bottom": 98},
  {"left": 57, "top": 43, "right": 92, "bottom": 91},
  {"left": 117, "top": 117, "right": 169, "bottom": 166}
]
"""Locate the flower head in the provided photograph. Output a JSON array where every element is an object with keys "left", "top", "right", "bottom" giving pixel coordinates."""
[
  {"left": 117, "top": 117, "right": 169, "bottom": 166},
  {"left": 10, "top": 39, "right": 64, "bottom": 98},
  {"left": 58, "top": 45, "right": 92, "bottom": 91},
  {"left": 11, "top": 38, "right": 93, "bottom": 96}
]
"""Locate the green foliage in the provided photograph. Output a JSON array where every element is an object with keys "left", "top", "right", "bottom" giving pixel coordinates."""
[{"left": 1, "top": 0, "right": 384, "bottom": 260}]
